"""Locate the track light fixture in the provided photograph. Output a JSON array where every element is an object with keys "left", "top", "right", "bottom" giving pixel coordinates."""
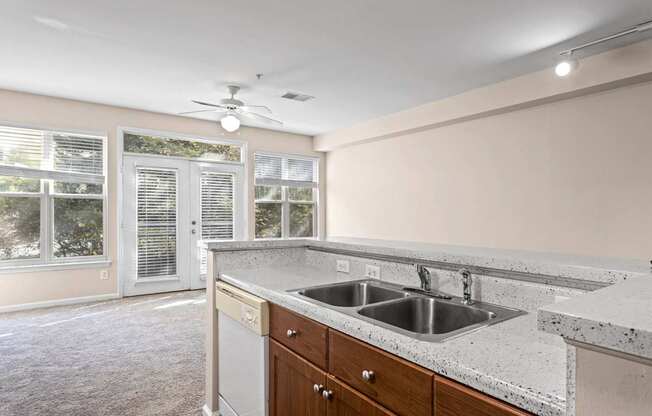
[
  {"left": 555, "top": 20, "right": 652, "bottom": 77},
  {"left": 555, "top": 52, "right": 578, "bottom": 77}
]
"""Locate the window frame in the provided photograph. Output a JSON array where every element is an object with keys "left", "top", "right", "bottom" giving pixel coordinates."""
[
  {"left": 0, "top": 123, "right": 108, "bottom": 270},
  {"left": 254, "top": 152, "right": 319, "bottom": 240}
]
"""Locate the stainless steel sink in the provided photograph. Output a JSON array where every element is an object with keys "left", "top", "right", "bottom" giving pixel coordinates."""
[
  {"left": 358, "top": 297, "right": 494, "bottom": 334},
  {"left": 296, "top": 281, "right": 407, "bottom": 307},
  {"left": 290, "top": 279, "right": 525, "bottom": 342}
]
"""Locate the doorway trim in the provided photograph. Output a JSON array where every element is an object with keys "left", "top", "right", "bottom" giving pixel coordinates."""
[{"left": 116, "top": 126, "right": 248, "bottom": 298}]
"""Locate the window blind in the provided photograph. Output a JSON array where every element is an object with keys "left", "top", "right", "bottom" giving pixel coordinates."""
[
  {"left": 200, "top": 171, "right": 234, "bottom": 274},
  {"left": 0, "top": 126, "right": 105, "bottom": 184},
  {"left": 52, "top": 134, "right": 104, "bottom": 176},
  {"left": 254, "top": 153, "right": 317, "bottom": 188},
  {"left": 137, "top": 168, "right": 177, "bottom": 278},
  {"left": 201, "top": 172, "right": 234, "bottom": 240}
]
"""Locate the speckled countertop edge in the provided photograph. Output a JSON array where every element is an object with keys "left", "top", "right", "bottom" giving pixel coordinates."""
[
  {"left": 207, "top": 238, "right": 650, "bottom": 285},
  {"left": 219, "top": 266, "right": 567, "bottom": 416},
  {"left": 538, "top": 277, "right": 652, "bottom": 361}
]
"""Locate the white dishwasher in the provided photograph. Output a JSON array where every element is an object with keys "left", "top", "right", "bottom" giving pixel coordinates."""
[{"left": 215, "top": 281, "right": 269, "bottom": 416}]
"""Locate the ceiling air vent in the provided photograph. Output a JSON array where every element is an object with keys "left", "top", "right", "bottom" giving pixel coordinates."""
[{"left": 281, "top": 92, "right": 315, "bottom": 102}]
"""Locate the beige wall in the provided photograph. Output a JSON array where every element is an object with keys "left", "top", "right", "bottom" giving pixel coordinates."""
[
  {"left": 0, "top": 89, "right": 323, "bottom": 309},
  {"left": 575, "top": 346, "right": 652, "bottom": 416},
  {"left": 326, "top": 81, "right": 652, "bottom": 259}
]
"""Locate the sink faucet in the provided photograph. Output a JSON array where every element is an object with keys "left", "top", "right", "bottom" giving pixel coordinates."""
[
  {"left": 459, "top": 269, "right": 473, "bottom": 305},
  {"left": 416, "top": 264, "right": 431, "bottom": 292}
]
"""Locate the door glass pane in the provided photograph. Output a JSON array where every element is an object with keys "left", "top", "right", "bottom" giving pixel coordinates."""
[
  {"left": 255, "top": 203, "right": 282, "bottom": 239},
  {"left": 137, "top": 168, "right": 177, "bottom": 278},
  {"left": 53, "top": 198, "right": 103, "bottom": 257},
  {"left": 200, "top": 172, "right": 234, "bottom": 274},
  {"left": 289, "top": 203, "right": 314, "bottom": 238},
  {"left": 0, "top": 195, "right": 40, "bottom": 260}
]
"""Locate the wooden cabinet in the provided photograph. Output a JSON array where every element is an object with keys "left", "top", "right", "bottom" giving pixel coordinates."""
[
  {"left": 269, "top": 339, "right": 327, "bottom": 416},
  {"left": 268, "top": 302, "right": 532, "bottom": 416},
  {"left": 269, "top": 338, "right": 395, "bottom": 416},
  {"left": 270, "top": 303, "right": 329, "bottom": 369},
  {"left": 325, "top": 375, "right": 396, "bottom": 416},
  {"left": 435, "top": 376, "right": 533, "bottom": 416},
  {"left": 329, "top": 330, "right": 434, "bottom": 416}
]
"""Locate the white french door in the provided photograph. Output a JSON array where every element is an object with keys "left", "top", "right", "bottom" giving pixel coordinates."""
[
  {"left": 122, "top": 155, "right": 244, "bottom": 296},
  {"left": 189, "top": 162, "right": 245, "bottom": 288}
]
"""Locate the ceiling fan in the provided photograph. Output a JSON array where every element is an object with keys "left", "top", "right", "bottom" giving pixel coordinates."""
[{"left": 180, "top": 85, "right": 283, "bottom": 132}]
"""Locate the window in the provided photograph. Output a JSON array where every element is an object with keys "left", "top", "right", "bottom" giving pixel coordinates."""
[
  {"left": 123, "top": 133, "right": 242, "bottom": 162},
  {"left": 0, "top": 125, "right": 106, "bottom": 267},
  {"left": 254, "top": 153, "right": 318, "bottom": 239}
]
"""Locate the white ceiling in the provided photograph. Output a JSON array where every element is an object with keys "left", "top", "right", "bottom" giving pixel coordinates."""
[{"left": 1, "top": 0, "right": 651, "bottom": 136}]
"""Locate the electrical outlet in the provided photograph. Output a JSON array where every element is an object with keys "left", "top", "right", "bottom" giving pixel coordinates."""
[
  {"left": 336, "top": 259, "right": 350, "bottom": 273},
  {"left": 99, "top": 270, "right": 109, "bottom": 280},
  {"left": 365, "top": 265, "right": 380, "bottom": 279}
]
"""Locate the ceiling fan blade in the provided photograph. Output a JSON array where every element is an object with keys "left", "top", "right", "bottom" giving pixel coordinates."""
[
  {"left": 178, "top": 109, "right": 227, "bottom": 115},
  {"left": 191, "top": 99, "right": 227, "bottom": 109},
  {"left": 238, "top": 110, "right": 283, "bottom": 126},
  {"left": 239, "top": 105, "right": 272, "bottom": 114}
]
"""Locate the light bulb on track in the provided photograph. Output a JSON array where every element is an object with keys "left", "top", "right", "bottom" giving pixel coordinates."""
[{"left": 555, "top": 53, "right": 578, "bottom": 77}]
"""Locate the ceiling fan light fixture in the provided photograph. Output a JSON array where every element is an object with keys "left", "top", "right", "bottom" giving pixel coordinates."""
[{"left": 220, "top": 114, "right": 240, "bottom": 132}]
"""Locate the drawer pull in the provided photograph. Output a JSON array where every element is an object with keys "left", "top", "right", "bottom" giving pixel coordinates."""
[
  {"left": 322, "top": 389, "right": 334, "bottom": 400},
  {"left": 313, "top": 384, "right": 324, "bottom": 394},
  {"left": 362, "top": 369, "right": 375, "bottom": 382},
  {"left": 286, "top": 329, "right": 298, "bottom": 338}
]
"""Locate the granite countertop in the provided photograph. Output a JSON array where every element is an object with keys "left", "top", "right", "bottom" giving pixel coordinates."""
[
  {"left": 219, "top": 265, "right": 568, "bottom": 416},
  {"left": 208, "top": 237, "right": 650, "bottom": 285},
  {"left": 538, "top": 276, "right": 652, "bottom": 361}
]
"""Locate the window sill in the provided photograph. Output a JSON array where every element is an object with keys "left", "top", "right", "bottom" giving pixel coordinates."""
[{"left": 0, "top": 259, "right": 112, "bottom": 275}]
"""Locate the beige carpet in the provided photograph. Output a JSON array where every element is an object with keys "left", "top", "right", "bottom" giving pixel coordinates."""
[{"left": 0, "top": 290, "right": 206, "bottom": 416}]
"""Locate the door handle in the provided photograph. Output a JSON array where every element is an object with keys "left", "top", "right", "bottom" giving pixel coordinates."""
[{"left": 191, "top": 229, "right": 197, "bottom": 234}]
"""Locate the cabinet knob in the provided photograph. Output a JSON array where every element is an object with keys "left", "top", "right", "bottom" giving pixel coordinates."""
[
  {"left": 322, "top": 389, "right": 333, "bottom": 401},
  {"left": 286, "top": 329, "right": 298, "bottom": 338},
  {"left": 361, "top": 369, "right": 375, "bottom": 382},
  {"left": 313, "top": 384, "right": 324, "bottom": 394}
]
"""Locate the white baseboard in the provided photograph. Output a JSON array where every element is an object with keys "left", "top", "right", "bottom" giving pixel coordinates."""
[
  {"left": 202, "top": 404, "right": 219, "bottom": 416},
  {"left": 0, "top": 293, "right": 120, "bottom": 314}
]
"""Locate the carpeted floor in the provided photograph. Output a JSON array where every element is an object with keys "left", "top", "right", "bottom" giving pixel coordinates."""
[{"left": 0, "top": 290, "right": 206, "bottom": 416}]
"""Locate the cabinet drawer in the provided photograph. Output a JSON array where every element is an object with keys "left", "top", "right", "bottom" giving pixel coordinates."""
[
  {"left": 329, "top": 330, "right": 433, "bottom": 416},
  {"left": 435, "top": 376, "right": 532, "bottom": 416},
  {"left": 269, "top": 304, "right": 328, "bottom": 369},
  {"left": 325, "top": 375, "right": 396, "bottom": 416}
]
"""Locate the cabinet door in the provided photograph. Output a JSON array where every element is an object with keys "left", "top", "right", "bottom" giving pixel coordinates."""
[
  {"left": 435, "top": 376, "right": 532, "bottom": 416},
  {"left": 325, "top": 376, "right": 396, "bottom": 416},
  {"left": 269, "top": 338, "right": 327, "bottom": 416}
]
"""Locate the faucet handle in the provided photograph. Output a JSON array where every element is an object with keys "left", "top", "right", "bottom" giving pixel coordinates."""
[
  {"left": 416, "top": 264, "right": 432, "bottom": 292},
  {"left": 417, "top": 264, "right": 431, "bottom": 276},
  {"left": 459, "top": 268, "right": 473, "bottom": 305}
]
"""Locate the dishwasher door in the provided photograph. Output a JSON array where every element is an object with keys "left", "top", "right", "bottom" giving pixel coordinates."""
[{"left": 216, "top": 281, "right": 269, "bottom": 416}]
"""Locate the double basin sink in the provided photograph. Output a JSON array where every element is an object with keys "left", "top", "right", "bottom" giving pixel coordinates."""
[{"left": 290, "top": 280, "right": 525, "bottom": 342}]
